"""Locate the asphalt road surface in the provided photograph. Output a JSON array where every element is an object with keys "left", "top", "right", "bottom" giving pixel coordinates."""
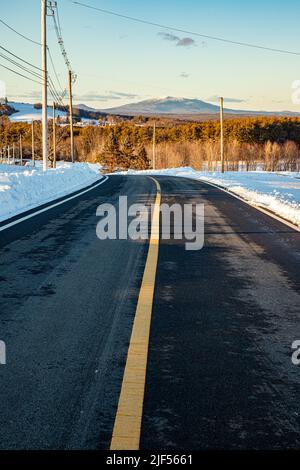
[{"left": 0, "top": 175, "right": 300, "bottom": 450}]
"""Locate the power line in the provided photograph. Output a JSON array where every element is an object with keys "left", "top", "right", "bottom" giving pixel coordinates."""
[
  {"left": 0, "top": 47, "right": 64, "bottom": 99},
  {"left": 0, "top": 49, "right": 66, "bottom": 106},
  {"left": 0, "top": 45, "right": 42, "bottom": 72},
  {"left": 72, "top": 0, "right": 300, "bottom": 57},
  {"left": 56, "top": 4, "right": 63, "bottom": 38},
  {"left": 47, "top": 47, "right": 67, "bottom": 98},
  {"left": 0, "top": 14, "right": 67, "bottom": 104},
  {"left": 48, "top": 77, "right": 68, "bottom": 111},
  {"left": 51, "top": 3, "right": 76, "bottom": 81},
  {"left": 0, "top": 62, "right": 42, "bottom": 85},
  {"left": 0, "top": 51, "right": 43, "bottom": 80},
  {"left": 0, "top": 17, "right": 67, "bottom": 100},
  {"left": 0, "top": 18, "right": 41, "bottom": 46},
  {"left": 0, "top": 7, "right": 70, "bottom": 131}
]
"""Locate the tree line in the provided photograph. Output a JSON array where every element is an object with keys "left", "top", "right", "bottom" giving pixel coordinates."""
[{"left": 1, "top": 115, "right": 300, "bottom": 171}]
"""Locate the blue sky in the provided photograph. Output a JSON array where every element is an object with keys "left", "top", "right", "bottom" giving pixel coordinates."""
[{"left": 1, "top": 0, "right": 300, "bottom": 111}]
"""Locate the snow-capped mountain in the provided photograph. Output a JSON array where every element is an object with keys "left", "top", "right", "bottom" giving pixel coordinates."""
[
  {"left": 102, "top": 96, "right": 223, "bottom": 115},
  {"left": 99, "top": 96, "right": 300, "bottom": 117},
  {"left": 100, "top": 96, "right": 254, "bottom": 115}
]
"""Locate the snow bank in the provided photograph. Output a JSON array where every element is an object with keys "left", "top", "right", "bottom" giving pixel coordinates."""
[
  {"left": 0, "top": 162, "right": 102, "bottom": 222},
  {"left": 118, "top": 168, "right": 300, "bottom": 227}
]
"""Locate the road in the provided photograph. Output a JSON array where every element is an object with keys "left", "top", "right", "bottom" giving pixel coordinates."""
[{"left": 0, "top": 175, "right": 300, "bottom": 450}]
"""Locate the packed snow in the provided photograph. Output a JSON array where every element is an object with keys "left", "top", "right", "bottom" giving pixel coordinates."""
[
  {"left": 0, "top": 162, "right": 102, "bottom": 222},
  {"left": 118, "top": 168, "right": 300, "bottom": 227}
]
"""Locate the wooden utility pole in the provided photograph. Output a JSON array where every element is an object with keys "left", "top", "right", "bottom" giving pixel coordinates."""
[
  {"left": 19, "top": 135, "right": 23, "bottom": 166},
  {"left": 32, "top": 120, "right": 35, "bottom": 166},
  {"left": 220, "top": 96, "right": 225, "bottom": 173},
  {"left": 41, "top": 0, "right": 48, "bottom": 171},
  {"left": 68, "top": 70, "right": 74, "bottom": 163},
  {"left": 152, "top": 121, "right": 156, "bottom": 170},
  {"left": 53, "top": 102, "right": 56, "bottom": 168}
]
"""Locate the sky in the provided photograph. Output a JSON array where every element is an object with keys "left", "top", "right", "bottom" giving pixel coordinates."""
[{"left": 1, "top": 0, "right": 300, "bottom": 111}]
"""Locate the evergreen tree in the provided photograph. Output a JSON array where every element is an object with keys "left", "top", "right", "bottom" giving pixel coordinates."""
[
  {"left": 131, "top": 145, "right": 150, "bottom": 170},
  {"left": 99, "top": 132, "right": 121, "bottom": 171},
  {"left": 118, "top": 134, "right": 135, "bottom": 169}
]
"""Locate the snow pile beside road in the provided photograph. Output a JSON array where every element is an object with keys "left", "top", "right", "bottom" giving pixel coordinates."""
[
  {"left": 119, "top": 168, "right": 300, "bottom": 227},
  {"left": 0, "top": 162, "right": 102, "bottom": 222}
]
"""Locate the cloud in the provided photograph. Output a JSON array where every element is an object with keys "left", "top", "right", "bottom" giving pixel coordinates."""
[
  {"left": 158, "top": 32, "right": 180, "bottom": 42},
  {"left": 74, "top": 90, "right": 139, "bottom": 102},
  {"left": 176, "top": 37, "right": 195, "bottom": 47},
  {"left": 11, "top": 91, "right": 41, "bottom": 100},
  {"left": 158, "top": 32, "right": 196, "bottom": 47},
  {"left": 109, "top": 91, "right": 138, "bottom": 99},
  {"left": 180, "top": 72, "right": 189, "bottom": 78},
  {"left": 206, "top": 94, "right": 246, "bottom": 103}
]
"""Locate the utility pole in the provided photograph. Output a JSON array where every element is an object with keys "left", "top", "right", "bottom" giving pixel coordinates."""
[
  {"left": 68, "top": 70, "right": 74, "bottom": 163},
  {"left": 12, "top": 142, "right": 15, "bottom": 165},
  {"left": 152, "top": 121, "right": 156, "bottom": 170},
  {"left": 41, "top": 0, "right": 48, "bottom": 171},
  {"left": 53, "top": 102, "right": 56, "bottom": 168},
  {"left": 220, "top": 96, "right": 224, "bottom": 173},
  {"left": 32, "top": 120, "right": 35, "bottom": 166},
  {"left": 19, "top": 135, "right": 23, "bottom": 166}
]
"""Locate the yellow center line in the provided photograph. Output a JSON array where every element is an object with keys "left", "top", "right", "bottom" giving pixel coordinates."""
[{"left": 110, "top": 177, "right": 161, "bottom": 450}]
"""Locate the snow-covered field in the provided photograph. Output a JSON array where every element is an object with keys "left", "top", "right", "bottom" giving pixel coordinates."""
[
  {"left": 0, "top": 162, "right": 102, "bottom": 222},
  {"left": 119, "top": 168, "right": 300, "bottom": 228},
  {"left": 8, "top": 102, "right": 97, "bottom": 126},
  {"left": 8, "top": 102, "right": 67, "bottom": 122}
]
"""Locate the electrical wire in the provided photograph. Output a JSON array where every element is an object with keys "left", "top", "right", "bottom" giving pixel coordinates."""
[
  {"left": 0, "top": 11, "right": 73, "bottom": 122},
  {"left": 72, "top": 0, "right": 300, "bottom": 57},
  {"left": 0, "top": 61, "right": 42, "bottom": 85},
  {"left": 0, "top": 51, "right": 43, "bottom": 81},
  {"left": 0, "top": 45, "right": 42, "bottom": 71},
  {"left": 47, "top": 47, "right": 67, "bottom": 98},
  {"left": 0, "top": 18, "right": 68, "bottom": 101},
  {"left": 52, "top": 5, "right": 75, "bottom": 80},
  {"left": 0, "top": 50, "right": 67, "bottom": 108},
  {"left": 0, "top": 18, "right": 41, "bottom": 46}
]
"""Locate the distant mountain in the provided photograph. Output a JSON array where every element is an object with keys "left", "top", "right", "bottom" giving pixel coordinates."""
[
  {"left": 75, "top": 103, "right": 98, "bottom": 112},
  {"left": 102, "top": 97, "right": 223, "bottom": 115},
  {"left": 99, "top": 96, "right": 300, "bottom": 117}
]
